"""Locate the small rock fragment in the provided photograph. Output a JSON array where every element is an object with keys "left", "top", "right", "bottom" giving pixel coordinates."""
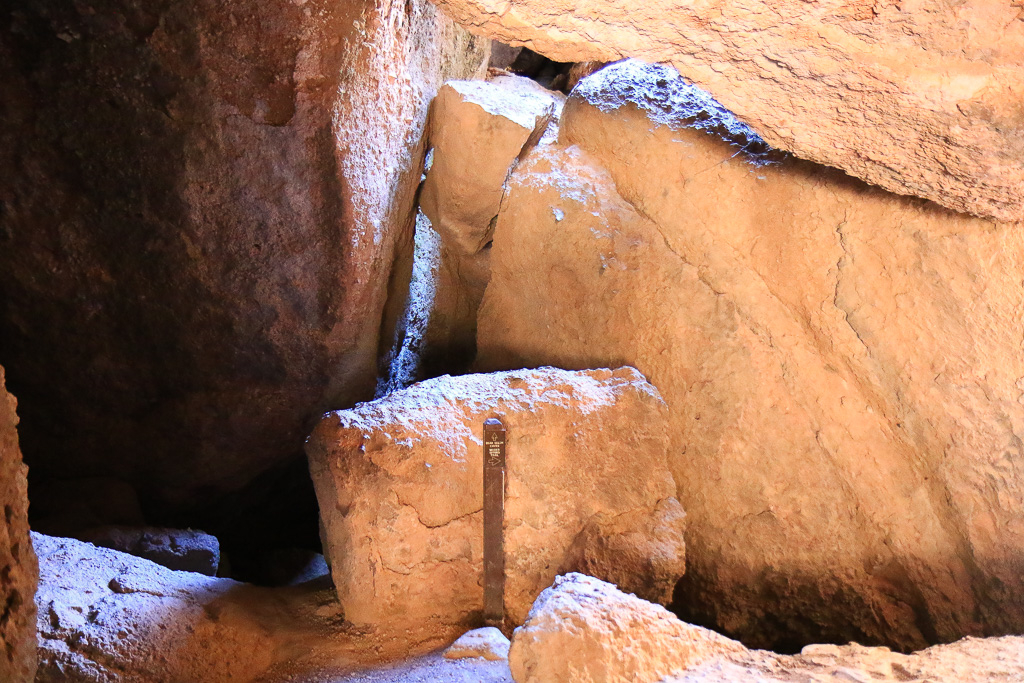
[{"left": 443, "top": 627, "right": 511, "bottom": 661}]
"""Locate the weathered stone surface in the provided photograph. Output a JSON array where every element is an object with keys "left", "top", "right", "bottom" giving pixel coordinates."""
[
  {"left": 0, "top": 0, "right": 488, "bottom": 517},
  {"left": 80, "top": 526, "right": 220, "bottom": 576},
  {"left": 444, "top": 627, "right": 511, "bottom": 661},
  {"left": 306, "top": 367, "right": 685, "bottom": 632},
  {"left": 0, "top": 367, "right": 37, "bottom": 682},
  {"left": 509, "top": 573, "right": 746, "bottom": 683},
  {"left": 413, "top": 76, "right": 563, "bottom": 380},
  {"left": 422, "top": 78, "right": 557, "bottom": 256},
  {"left": 34, "top": 533, "right": 276, "bottom": 682},
  {"left": 476, "top": 60, "right": 1024, "bottom": 650},
  {"left": 510, "top": 574, "right": 1024, "bottom": 683},
  {"left": 431, "top": 0, "right": 1024, "bottom": 221}
]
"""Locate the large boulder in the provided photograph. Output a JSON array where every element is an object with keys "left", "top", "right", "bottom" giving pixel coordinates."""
[
  {"left": 306, "top": 366, "right": 685, "bottom": 633},
  {"left": 422, "top": 78, "right": 557, "bottom": 256},
  {"left": 0, "top": 0, "right": 488, "bottom": 517},
  {"left": 510, "top": 574, "right": 1024, "bottom": 683},
  {"left": 412, "top": 76, "right": 562, "bottom": 380},
  {"left": 476, "top": 60, "right": 1024, "bottom": 650},
  {"left": 0, "top": 367, "right": 37, "bottom": 682},
  {"left": 509, "top": 573, "right": 746, "bottom": 683},
  {"left": 430, "top": 0, "right": 1024, "bottom": 222}
]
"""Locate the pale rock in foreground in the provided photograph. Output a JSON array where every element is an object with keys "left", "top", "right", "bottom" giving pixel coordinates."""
[
  {"left": 0, "top": 367, "right": 37, "bottom": 683},
  {"left": 306, "top": 367, "right": 685, "bottom": 633},
  {"left": 477, "top": 59, "right": 1024, "bottom": 650},
  {"left": 509, "top": 573, "right": 746, "bottom": 683},
  {"left": 431, "top": 0, "right": 1024, "bottom": 221},
  {"left": 444, "top": 627, "right": 511, "bottom": 661},
  {"left": 33, "top": 533, "right": 275, "bottom": 682},
  {"left": 510, "top": 574, "right": 1024, "bottom": 683}
]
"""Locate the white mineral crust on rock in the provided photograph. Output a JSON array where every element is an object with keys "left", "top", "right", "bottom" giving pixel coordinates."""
[
  {"left": 306, "top": 366, "right": 686, "bottom": 633},
  {"left": 443, "top": 626, "right": 511, "bottom": 661},
  {"left": 509, "top": 573, "right": 746, "bottom": 683},
  {"left": 509, "top": 574, "right": 1024, "bottom": 683}
]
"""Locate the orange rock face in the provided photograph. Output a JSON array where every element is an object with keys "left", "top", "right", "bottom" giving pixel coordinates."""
[
  {"left": 476, "top": 61, "right": 1024, "bottom": 650},
  {"left": 431, "top": 0, "right": 1024, "bottom": 222},
  {"left": 0, "top": 1, "right": 487, "bottom": 513},
  {"left": 0, "top": 367, "right": 37, "bottom": 683},
  {"left": 306, "top": 367, "right": 685, "bottom": 633}
]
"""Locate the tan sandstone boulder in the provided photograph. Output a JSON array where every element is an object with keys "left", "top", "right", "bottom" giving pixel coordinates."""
[
  {"left": 0, "top": 0, "right": 487, "bottom": 517},
  {"left": 306, "top": 367, "right": 685, "bottom": 633},
  {"left": 509, "top": 573, "right": 747, "bottom": 683},
  {"left": 510, "top": 574, "right": 1024, "bottom": 683},
  {"left": 412, "top": 76, "right": 562, "bottom": 380},
  {"left": 431, "top": 0, "right": 1024, "bottom": 222},
  {"left": 0, "top": 367, "right": 37, "bottom": 682},
  {"left": 422, "top": 77, "right": 558, "bottom": 256},
  {"left": 476, "top": 60, "right": 1024, "bottom": 650}
]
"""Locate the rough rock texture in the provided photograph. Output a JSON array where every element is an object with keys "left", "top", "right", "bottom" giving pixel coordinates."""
[
  {"left": 0, "top": 367, "right": 36, "bottom": 682},
  {"left": 415, "top": 76, "right": 562, "bottom": 379},
  {"left": 476, "top": 60, "right": 1024, "bottom": 651},
  {"left": 509, "top": 573, "right": 746, "bottom": 683},
  {"left": 81, "top": 526, "right": 220, "bottom": 576},
  {"left": 0, "top": 0, "right": 488, "bottom": 516},
  {"left": 510, "top": 574, "right": 1024, "bottom": 683},
  {"left": 306, "top": 367, "right": 685, "bottom": 633},
  {"left": 444, "top": 627, "right": 510, "bottom": 661},
  {"left": 34, "top": 533, "right": 275, "bottom": 682},
  {"left": 422, "top": 78, "right": 556, "bottom": 255},
  {"left": 32, "top": 531, "right": 512, "bottom": 682},
  {"left": 431, "top": 0, "right": 1024, "bottom": 221}
]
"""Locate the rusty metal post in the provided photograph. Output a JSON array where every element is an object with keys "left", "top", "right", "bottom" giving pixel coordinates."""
[{"left": 483, "top": 417, "right": 506, "bottom": 628}]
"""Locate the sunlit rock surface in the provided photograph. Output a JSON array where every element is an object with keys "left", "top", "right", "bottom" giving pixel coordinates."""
[
  {"left": 509, "top": 574, "right": 745, "bottom": 682},
  {"left": 476, "top": 60, "right": 1024, "bottom": 651},
  {"left": 431, "top": 0, "right": 1024, "bottom": 222},
  {"left": 0, "top": 367, "right": 37, "bottom": 683},
  {"left": 511, "top": 574, "right": 1024, "bottom": 683},
  {"left": 422, "top": 77, "right": 557, "bottom": 256},
  {"left": 444, "top": 627, "right": 510, "bottom": 661},
  {"left": 0, "top": 0, "right": 488, "bottom": 518},
  {"left": 306, "top": 366, "right": 685, "bottom": 632},
  {"left": 415, "top": 76, "right": 562, "bottom": 379}
]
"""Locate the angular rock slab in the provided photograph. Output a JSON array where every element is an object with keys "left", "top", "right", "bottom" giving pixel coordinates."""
[
  {"left": 431, "top": 0, "right": 1024, "bottom": 221},
  {"left": 477, "top": 60, "right": 1024, "bottom": 649},
  {"left": 422, "top": 77, "right": 558, "bottom": 256},
  {"left": 509, "top": 573, "right": 746, "bottom": 683},
  {"left": 306, "top": 367, "right": 685, "bottom": 632},
  {"left": 0, "top": 367, "right": 37, "bottom": 683}
]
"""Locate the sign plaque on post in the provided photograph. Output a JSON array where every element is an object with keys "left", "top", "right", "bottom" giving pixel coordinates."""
[{"left": 483, "top": 417, "right": 506, "bottom": 628}]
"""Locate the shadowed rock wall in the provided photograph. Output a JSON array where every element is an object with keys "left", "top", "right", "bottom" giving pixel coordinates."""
[
  {"left": 0, "top": 1, "right": 488, "bottom": 517},
  {"left": 0, "top": 367, "right": 37, "bottom": 683}
]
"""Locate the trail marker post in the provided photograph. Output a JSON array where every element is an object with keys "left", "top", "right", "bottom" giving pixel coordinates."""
[{"left": 483, "top": 417, "right": 506, "bottom": 628}]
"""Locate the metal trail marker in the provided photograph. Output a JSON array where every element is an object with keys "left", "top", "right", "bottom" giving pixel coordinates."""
[{"left": 483, "top": 417, "right": 506, "bottom": 628}]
